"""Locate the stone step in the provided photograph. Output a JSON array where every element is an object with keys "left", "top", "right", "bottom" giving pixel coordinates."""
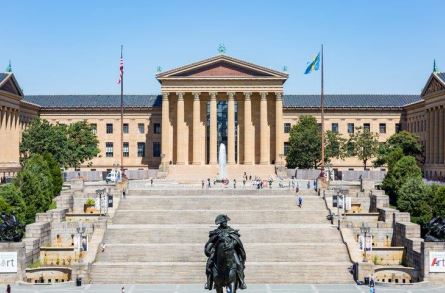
[
  {"left": 103, "top": 224, "right": 343, "bottom": 244},
  {"left": 112, "top": 210, "right": 330, "bottom": 225},
  {"left": 95, "top": 243, "right": 350, "bottom": 263},
  {"left": 126, "top": 189, "right": 317, "bottom": 196},
  {"left": 90, "top": 261, "right": 353, "bottom": 284},
  {"left": 118, "top": 196, "right": 324, "bottom": 210}
]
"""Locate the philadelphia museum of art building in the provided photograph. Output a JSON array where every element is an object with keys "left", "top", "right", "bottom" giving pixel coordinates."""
[{"left": 1, "top": 54, "right": 445, "bottom": 179}]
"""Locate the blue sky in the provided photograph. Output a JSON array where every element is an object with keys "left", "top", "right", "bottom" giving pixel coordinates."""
[{"left": 2, "top": 0, "right": 444, "bottom": 95}]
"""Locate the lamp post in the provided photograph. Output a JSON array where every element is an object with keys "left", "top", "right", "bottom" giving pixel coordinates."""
[
  {"left": 96, "top": 188, "right": 106, "bottom": 216},
  {"left": 360, "top": 222, "right": 371, "bottom": 262},
  {"left": 76, "top": 222, "right": 86, "bottom": 261}
]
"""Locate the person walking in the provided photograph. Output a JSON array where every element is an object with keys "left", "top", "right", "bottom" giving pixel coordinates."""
[
  {"left": 121, "top": 286, "right": 125, "bottom": 293},
  {"left": 202, "top": 180, "right": 205, "bottom": 189},
  {"left": 5, "top": 284, "right": 11, "bottom": 293},
  {"left": 150, "top": 178, "right": 153, "bottom": 187},
  {"left": 369, "top": 274, "right": 375, "bottom": 293},
  {"left": 233, "top": 179, "right": 236, "bottom": 189},
  {"left": 243, "top": 178, "right": 246, "bottom": 188},
  {"left": 207, "top": 178, "right": 211, "bottom": 188},
  {"left": 297, "top": 195, "right": 303, "bottom": 208}
]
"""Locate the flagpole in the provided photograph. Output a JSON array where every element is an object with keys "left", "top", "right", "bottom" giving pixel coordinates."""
[
  {"left": 320, "top": 44, "right": 325, "bottom": 178},
  {"left": 120, "top": 45, "right": 124, "bottom": 175}
]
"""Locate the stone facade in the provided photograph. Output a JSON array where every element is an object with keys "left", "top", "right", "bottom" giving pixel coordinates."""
[{"left": 2, "top": 57, "right": 445, "bottom": 174}]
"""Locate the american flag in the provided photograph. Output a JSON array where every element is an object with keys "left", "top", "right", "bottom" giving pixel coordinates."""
[{"left": 117, "top": 51, "right": 124, "bottom": 84}]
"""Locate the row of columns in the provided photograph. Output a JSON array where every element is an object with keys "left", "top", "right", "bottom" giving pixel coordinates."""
[
  {"left": 160, "top": 92, "right": 283, "bottom": 166},
  {"left": 426, "top": 106, "right": 445, "bottom": 164}
]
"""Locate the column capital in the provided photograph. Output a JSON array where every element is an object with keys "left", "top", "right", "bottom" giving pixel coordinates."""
[
  {"left": 193, "top": 92, "right": 200, "bottom": 100},
  {"left": 227, "top": 92, "right": 235, "bottom": 100},
  {"left": 162, "top": 92, "right": 170, "bottom": 100},
  {"left": 244, "top": 92, "right": 252, "bottom": 99},
  {"left": 176, "top": 92, "right": 184, "bottom": 100},
  {"left": 209, "top": 92, "right": 217, "bottom": 100},
  {"left": 260, "top": 92, "right": 268, "bottom": 100},
  {"left": 275, "top": 92, "right": 283, "bottom": 100}
]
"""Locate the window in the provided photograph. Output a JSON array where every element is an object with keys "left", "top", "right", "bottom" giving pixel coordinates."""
[
  {"left": 363, "top": 123, "right": 370, "bottom": 131},
  {"left": 284, "top": 142, "right": 290, "bottom": 155},
  {"left": 106, "top": 123, "right": 113, "bottom": 134},
  {"left": 153, "top": 142, "right": 161, "bottom": 157},
  {"left": 123, "top": 123, "right": 129, "bottom": 134},
  {"left": 138, "top": 123, "right": 145, "bottom": 134},
  {"left": 347, "top": 123, "right": 354, "bottom": 134},
  {"left": 331, "top": 123, "right": 339, "bottom": 133},
  {"left": 395, "top": 123, "right": 401, "bottom": 133},
  {"left": 284, "top": 123, "right": 291, "bottom": 133},
  {"left": 91, "top": 123, "right": 97, "bottom": 135},
  {"left": 123, "top": 142, "right": 129, "bottom": 157},
  {"left": 379, "top": 123, "right": 386, "bottom": 134},
  {"left": 105, "top": 142, "right": 113, "bottom": 157},
  {"left": 154, "top": 123, "right": 161, "bottom": 134},
  {"left": 137, "top": 142, "right": 146, "bottom": 157}
]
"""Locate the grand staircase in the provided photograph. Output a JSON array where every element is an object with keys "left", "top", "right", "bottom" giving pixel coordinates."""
[{"left": 90, "top": 186, "right": 353, "bottom": 284}]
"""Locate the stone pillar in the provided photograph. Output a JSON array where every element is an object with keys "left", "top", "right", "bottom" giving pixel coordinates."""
[
  {"left": 227, "top": 92, "right": 236, "bottom": 164},
  {"left": 275, "top": 92, "right": 284, "bottom": 165},
  {"left": 260, "top": 92, "right": 270, "bottom": 164},
  {"left": 428, "top": 109, "right": 433, "bottom": 164},
  {"left": 192, "top": 93, "right": 201, "bottom": 165},
  {"left": 434, "top": 108, "right": 439, "bottom": 164},
  {"left": 243, "top": 92, "right": 253, "bottom": 164},
  {"left": 440, "top": 107, "right": 444, "bottom": 164},
  {"left": 161, "top": 92, "right": 170, "bottom": 168},
  {"left": 209, "top": 92, "right": 218, "bottom": 165},
  {"left": 176, "top": 92, "right": 185, "bottom": 164}
]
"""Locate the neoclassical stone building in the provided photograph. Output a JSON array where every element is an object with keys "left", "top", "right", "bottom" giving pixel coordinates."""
[{"left": 1, "top": 55, "right": 444, "bottom": 179}]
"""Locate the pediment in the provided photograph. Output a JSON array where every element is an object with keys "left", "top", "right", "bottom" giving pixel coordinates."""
[
  {"left": 156, "top": 55, "right": 288, "bottom": 80},
  {"left": 421, "top": 73, "right": 445, "bottom": 97},
  {"left": 0, "top": 73, "right": 23, "bottom": 97}
]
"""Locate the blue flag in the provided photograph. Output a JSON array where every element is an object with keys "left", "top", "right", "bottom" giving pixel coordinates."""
[{"left": 304, "top": 53, "right": 320, "bottom": 74}]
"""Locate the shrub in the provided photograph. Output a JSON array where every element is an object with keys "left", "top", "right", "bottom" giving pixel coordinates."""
[
  {"left": 15, "top": 154, "right": 53, "bottom": 223},
  {"left": 43, "top": 152, "right": 63, "bottom": 197},
  {"left": 0, "top": 184, "right": 26, "bottom": 224},
  {"left": 85, "top": 198, "right": 96, "bottom": 207},
  {"left": 397, "top": 177, "right": 432, "bottom": 226}
]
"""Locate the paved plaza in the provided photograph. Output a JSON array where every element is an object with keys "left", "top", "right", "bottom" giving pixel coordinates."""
[{"left": 2, "top": 284, "right": 445, "bottom": 293}]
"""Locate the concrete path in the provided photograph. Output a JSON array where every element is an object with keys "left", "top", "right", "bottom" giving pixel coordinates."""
[{"left": 2, "top": 283, "right": 445, "bottom": 293}]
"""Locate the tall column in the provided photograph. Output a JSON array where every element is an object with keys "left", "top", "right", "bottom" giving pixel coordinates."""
[
  {"left": 428, "top": 108, "right": 434, "bottom": 164},
  {"left": 439, "top": 107, "right": 444, "bottom": 164},
  {"left": 243, "top": 93, "right": 253, "bottom": 164},
  {"left": 161, "top": 92, "right": 170, "bottom": 168},
  {"left": 260, "top": 92, "right": 270, "bottom": 164},
  {"left": 209, "top": 92, "right": 218, "bottom": 165},
  {"left": 275, "top": 92, "right": 284, "bottom": 165},
  {"left": 435, "top": 108, "right": 439, "bottom": 164},
  {"left": 227, "top": 92, "right": 236, "bottom": 164},
  {"left": 427, "top": 109, "right": 431, "bottom": 164},
  {"left": 192, "top": 92, "right": 201, "bottom": 165},
  {"left": 176, "top": 92, "right": 185, "bottom": 164}
]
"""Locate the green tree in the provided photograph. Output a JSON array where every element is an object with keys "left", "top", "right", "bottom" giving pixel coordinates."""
[
  {"left": 66, "top": 121, "right": 100, "bottom": 168},
  {"left": 15, "top": 154, "right": 53, "bottom": 223},
  {"left": 397, "top": 177, "right": 432, "bottom": 226},
  {"left": 431, "top": 185, "right": 445, "bottom": 218},
  {"left": 20, "top": 119, "right": 70, "bottom": 166},
  {"left": 20, "top": 118, "right": 99, "bottom": 168},
  {"left": 374, "top": 131, "right": 422, "bottom": 167},
  {"left": 348, "top": 127, "right": 379, "bottom": 169},
  {"left": 0, "top": 184, "right": 27, "bottom": 224},
  {"left": 325, "top": 130, "right": 347, "bottom": 161},
  {"left": 43, "top": 152, "right": 63, "bottom": 197},
  {"left": 286, "top": 116, "right": 321, "bottom": 168},
  {"left": 382, "top": 155, "right": 422, "bottom": 204}
]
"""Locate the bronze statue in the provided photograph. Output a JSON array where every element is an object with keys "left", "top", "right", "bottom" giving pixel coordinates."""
[
  {"left": 0, "top": 212, "right": 24, "bottom": 242},
  {"left": 204, "top": 214, "right": 247, "bottom": 292},
  {"left": 424, "top": 217, "right": 445, "bottom": 241}
]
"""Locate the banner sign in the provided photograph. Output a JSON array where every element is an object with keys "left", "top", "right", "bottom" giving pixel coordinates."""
[
  {"left": 0, "top": 252, "right": 18, "bottom": 273},
  {"left": 359, "top": 235, "right": 373, "bottom": 252},
  {"left": 430, "top": 251, "right": 445, "bottom": 272}
]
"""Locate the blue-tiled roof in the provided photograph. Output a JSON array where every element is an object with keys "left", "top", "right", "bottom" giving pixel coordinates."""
[
  {"left": 437, "top": 72, "right": 445, "bottom": 83},
  {"left": 0, "top": 73, "right": 8, "bottom": 83},
  {"left": 24, "top": 95, "right": 162, "bottom": 109},
  {"left": 283, "top": 94, "right": 421, "bottom": 109},
  {"left": 23, "top": 94, "right": 421, "bottom": 110}
]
